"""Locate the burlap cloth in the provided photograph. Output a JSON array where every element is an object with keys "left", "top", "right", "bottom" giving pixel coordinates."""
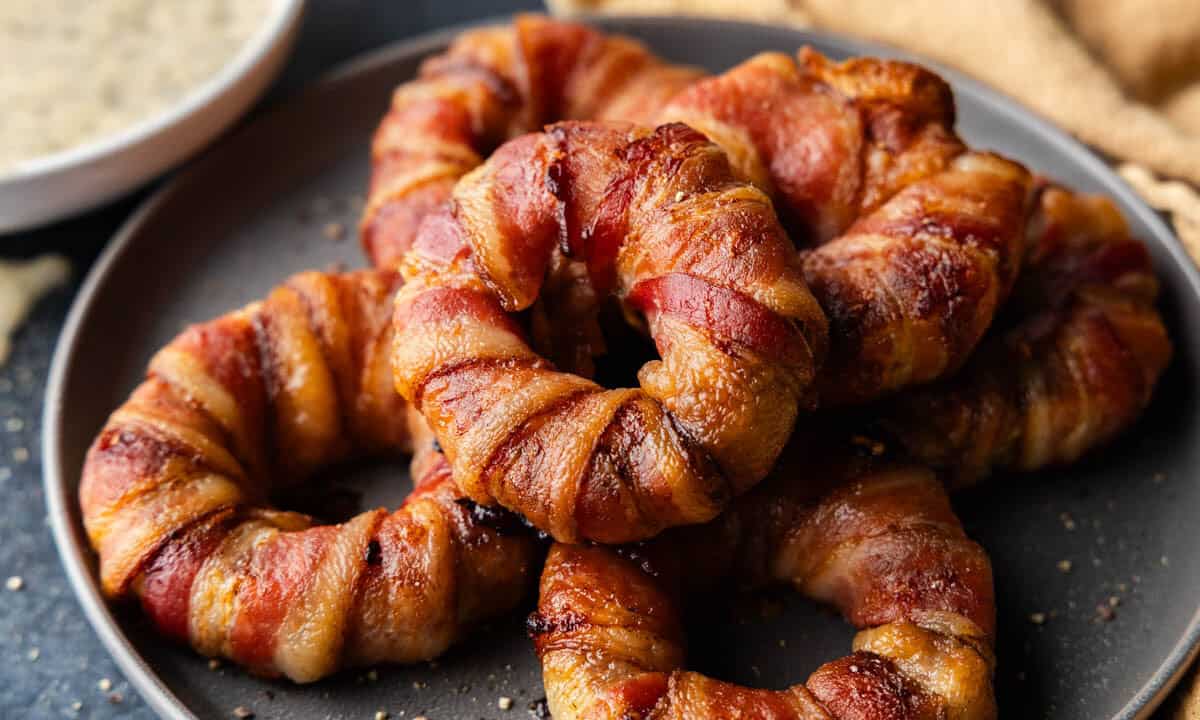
[{"left": 549, "top": 0, "right": 1200, "bottom": 715}]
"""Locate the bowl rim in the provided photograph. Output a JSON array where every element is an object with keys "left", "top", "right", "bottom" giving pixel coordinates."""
[
  {"left": 42, "top": 14, "right": 1200, "bottom": 720},
  {"left": 0, "top": 0, "right": 305, "bottom": 185}
]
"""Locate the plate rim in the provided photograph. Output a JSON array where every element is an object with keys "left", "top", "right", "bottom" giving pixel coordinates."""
[{"left": 42, "top": 14, "right": 1200, "bottom": 720}]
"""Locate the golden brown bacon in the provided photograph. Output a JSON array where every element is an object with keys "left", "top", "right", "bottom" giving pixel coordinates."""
[
  {"left": 662, "top": 51, "right": 1034, "bottom": 405},
  {"left": 531, "top": 437, "right": 996, "bottom": 720},
  {"left": 879, "top": 184, "right": 1172, "bottom": 487},
  {"left": 79, "top": 270, "right": 540, "bottom": 682},
  {"left": 660, "top": 50, "right": 966, "bottom": 245},
  {"left": 361, "top": 14, "right": 702, "bottom": 268},
  {"left": 392, "top": 121, "right": 828, "bottom": 544},
  {"left": 803, "top": 152, "right": 1033, "bottom": 404}
]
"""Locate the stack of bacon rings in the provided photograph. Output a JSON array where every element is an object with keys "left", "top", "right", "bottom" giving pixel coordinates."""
[{"left": 79, "top": 15, "right": 1170, "bottom": 718}]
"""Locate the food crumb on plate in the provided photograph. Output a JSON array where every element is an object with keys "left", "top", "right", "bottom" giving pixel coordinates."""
[
  {"left": 528, "top": 698, "right": 551, "bottom": 718},
  {"left": 323, "top": 221, "right": 346, "bottom": 241}
]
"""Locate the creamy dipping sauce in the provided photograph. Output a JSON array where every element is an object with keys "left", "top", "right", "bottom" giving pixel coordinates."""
[{"left": 0, "top": 0, "right": 274, "bottom": 173}]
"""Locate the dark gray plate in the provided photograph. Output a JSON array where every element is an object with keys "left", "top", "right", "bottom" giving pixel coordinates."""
[{"left": 44, "top": 16, "right": 1200, "bottom": 720}]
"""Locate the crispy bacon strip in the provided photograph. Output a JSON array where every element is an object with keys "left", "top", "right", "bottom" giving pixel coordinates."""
[
  {"left": 878, "top": 184, "right": 1172, "bottom": 486},
  {"left": 80, "top": 270, "right": 540, "bottom": 681},
  {"left": 661, "top": 51, "right": 1034, "bottom": 405},
  {"left": 802, "top": 151, "right": 1033, "bottom": 404},
  {"left": 661, "top": 50, "right": 966, "bottom": 245},
  {"left": 392, "top": 121, "right": 828, "bottom": 544},
  {"left": 361, "top": 14, "right": 703, "bottom": 268},
  {"left": 531, "top": 435, "right": 996, "bottom": 720}
]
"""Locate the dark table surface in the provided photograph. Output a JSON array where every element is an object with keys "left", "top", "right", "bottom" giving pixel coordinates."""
[{"left": 0, "top": 2, "right": 539, "bottom": 717}]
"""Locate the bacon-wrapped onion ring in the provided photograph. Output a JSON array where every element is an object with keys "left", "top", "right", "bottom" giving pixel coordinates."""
[
  {"left": 879, "top": 183, "right": 1172, "bottom": 486},
  {"left": 531, "top": 434, "right": 997, "bottom": 720},
  {"left": 661, "top": 50, "right": 1034, "bottom": 405},
  {"left": 392, "top": 121, "right": 828, "bottom": 544},
  {"left": 79, "top": 270, "right": 541, "bottom": 681}
]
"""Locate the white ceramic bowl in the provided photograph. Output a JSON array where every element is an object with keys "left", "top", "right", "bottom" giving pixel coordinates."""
[{"left": 0, "top": 0, "right": 305, "bottom": 233}]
